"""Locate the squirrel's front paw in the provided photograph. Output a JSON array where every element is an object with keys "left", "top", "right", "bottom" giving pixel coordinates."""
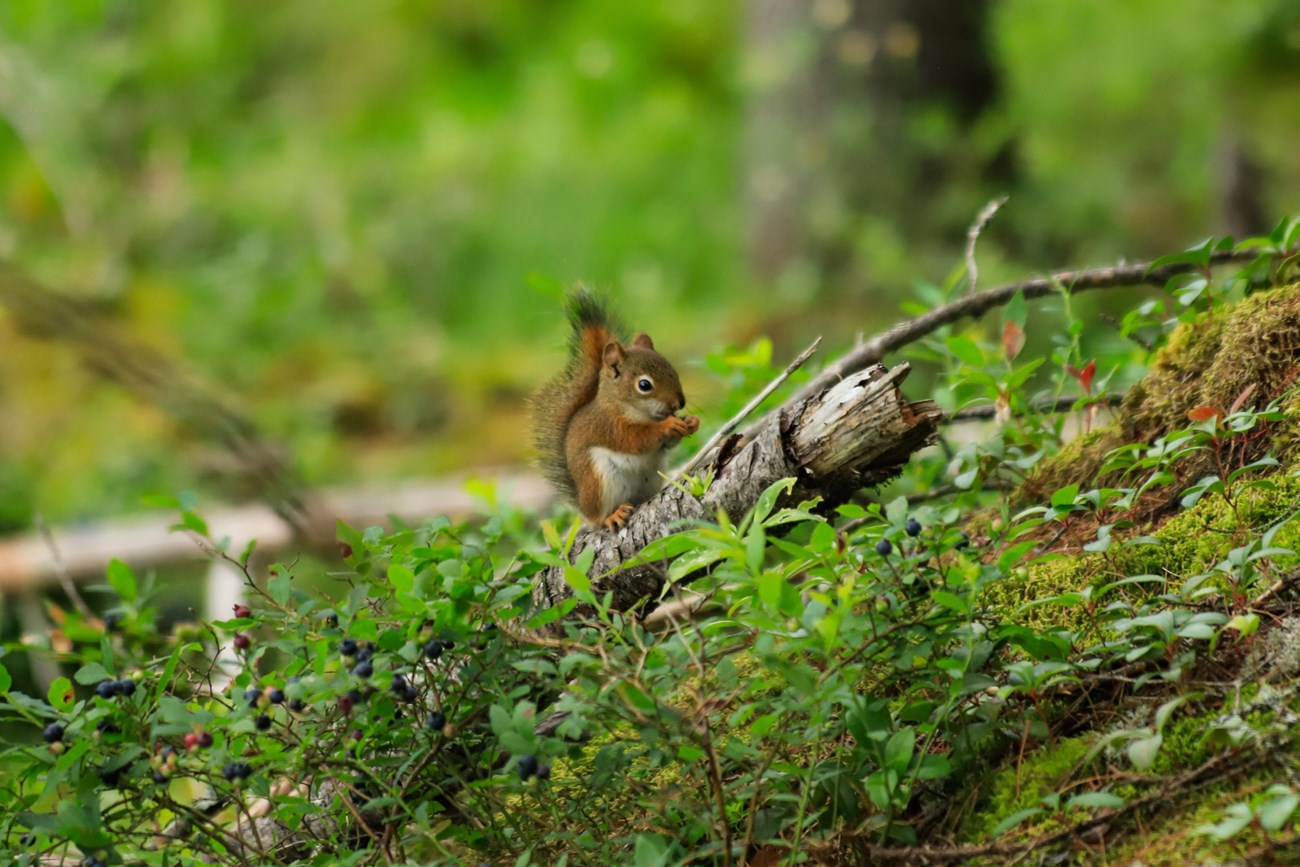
[
  {"left": 603, "top": 503, "right": 635, "bottom": 530},
  {"left": 667, "top": 414, "right": 700, "bottom": 436}
]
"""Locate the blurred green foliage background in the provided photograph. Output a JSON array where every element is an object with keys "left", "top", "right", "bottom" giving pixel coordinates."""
[{"left": 1, "top": 0, "right": 1298, "bottom": 528}]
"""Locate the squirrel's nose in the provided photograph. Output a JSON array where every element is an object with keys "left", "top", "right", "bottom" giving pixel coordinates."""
[{"left": 675, "top": 392, "right": 686, "bottom": 412}]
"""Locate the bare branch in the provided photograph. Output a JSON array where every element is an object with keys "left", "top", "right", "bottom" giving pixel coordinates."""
[
  {"left": 676, "top": 336, "right": 821, "bottom": 477},
  {"left": 948, "top": 392, "right": 1124, "bottom": 423},
  {"left": 964, "top": 195, "right": 1008, "bottom": 294},
  {"left": 754, "top": 244, "right": 1290, "bottom": 444}
]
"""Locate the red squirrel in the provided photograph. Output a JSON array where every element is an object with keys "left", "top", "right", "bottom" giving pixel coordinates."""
[{"left": 532, "top": 290, "right": 700, "bottom": 529}]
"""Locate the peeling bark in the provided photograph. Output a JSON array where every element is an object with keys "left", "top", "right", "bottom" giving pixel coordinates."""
[{"left": 537, "top": 362, "right": 943, "bottom": 613}]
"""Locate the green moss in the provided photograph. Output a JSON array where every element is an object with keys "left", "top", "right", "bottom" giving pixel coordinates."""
[
  {"left": 962, "top": 736, "right": 1093, "bottom": 841},
  {"left": 1103, "top": 770, "right": 1279, "bottom": 866},
  {"left": 981, "top": 555, "right": 1100, "bottom": 631}
]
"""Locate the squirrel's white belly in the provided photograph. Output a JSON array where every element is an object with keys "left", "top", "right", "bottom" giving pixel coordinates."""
[{"left": 588, "top": 447, "right": 666, "bottom": 517}]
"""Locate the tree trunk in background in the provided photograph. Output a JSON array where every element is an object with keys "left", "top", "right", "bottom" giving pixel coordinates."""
[
  {"left": 1215, "top": 133, "right": 1268, "bottom": 239},
  {"left": 740, "top": 0, "right": 1002, "bottom": 300},
  {"left": 741, "top": 0, "right": 823, "bottom": 288}
]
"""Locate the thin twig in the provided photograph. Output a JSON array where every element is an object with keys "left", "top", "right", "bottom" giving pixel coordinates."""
[
  {"left": 34, "top": 514, "right": 97, "bottom": 621},
  {"left": 965, "top": 195, "right": 1008, "bottom": 294},
  {"left": 676, "top": 336, "right": 821, "bottom": 477},
  {"left": 949, "top": 392, "right": 1124, "bottom": 423},
  {"left": 753, "top": 244, "right": 1297, "bottom": 441}
]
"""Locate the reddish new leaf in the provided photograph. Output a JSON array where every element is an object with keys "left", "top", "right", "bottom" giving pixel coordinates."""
[
  {"left": 1002, "top": 320, "right": 1025, "bottom": 361},
  {"left": 1064, "top": 359, "right": 1097, "bottom": 395},
  {"left": 1187, "top": 405, "right": 1223, "bottom": 424}
]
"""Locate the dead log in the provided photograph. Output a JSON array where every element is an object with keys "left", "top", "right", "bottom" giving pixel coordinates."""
[{"left": 537, "top": 362, "right": 944, "bottom": 612}]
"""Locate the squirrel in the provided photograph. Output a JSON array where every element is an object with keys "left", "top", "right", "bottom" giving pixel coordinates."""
[{"left": 532, "top": 289, "right": 700, "bottom": 529}]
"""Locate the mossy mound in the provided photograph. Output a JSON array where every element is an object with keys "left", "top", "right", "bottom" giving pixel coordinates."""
[
  {"left": 1021, "top": 283, "right": 1300, "bottom": 508},
  {"left": 959, "top": 285, "right": 1300, "bottom": 865}
]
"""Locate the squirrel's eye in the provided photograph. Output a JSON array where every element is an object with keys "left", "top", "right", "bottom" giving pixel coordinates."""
[{"left": 637, "top": 377, "right": 653, "bottom": 393}]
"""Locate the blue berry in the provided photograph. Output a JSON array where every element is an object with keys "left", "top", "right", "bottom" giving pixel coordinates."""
[
  {"left": 268, "top": 688, "right": 285, "bottom": 705},
  {"left": 353, "top": 660, "right": 373, "bottom": 679},
  {"left": 255, "top": 713, "right": 272, "bottom": 731},
  {"left": 244, "top": 687, "right": 263, "bottom": 706},
  {"left": 42, "top": 722, "right": 64, "bottom": 743},
  {"left": 116, "top": 679, "right": 137, "bottom": 697},
  {"left": 905, "top": 517, "right": 922, "bottom": 537},
  {"left": 423, "top": 640, "right": 444, "bottom": 661},
  {"left": 875, "top": 538, "right": 893, "bottom": 557},
  {"left": 223, "top": 761, "right": 252, "bottom": 781},
  {"left": 95, "top": 680, "right": 119, "bottom": 699},
  {"left": 338, "top": 638, "right": 358, "bottom": 657},
  {"left": 517, "top": 754, "right": 539, "bottom": 781},
  {"left": 426, "top": 711, "right": 446, "bottom": 731}
]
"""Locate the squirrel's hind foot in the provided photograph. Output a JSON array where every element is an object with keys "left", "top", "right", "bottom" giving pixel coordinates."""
[{"left": 602, "top": 503, "right": 635, "bottom": 530}]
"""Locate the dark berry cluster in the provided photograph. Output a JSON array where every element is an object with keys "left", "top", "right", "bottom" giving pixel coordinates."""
[
  {"left": 222, "top": 761, "right": 254, "bottom": 781},
  {"left": 95, "top": 679, "right": 137, "bottom": 699}
]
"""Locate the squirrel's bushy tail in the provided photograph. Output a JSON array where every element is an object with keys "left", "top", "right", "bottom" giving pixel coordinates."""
[{"left": 531, "top": 288, "right": 624, "bottom": 502}]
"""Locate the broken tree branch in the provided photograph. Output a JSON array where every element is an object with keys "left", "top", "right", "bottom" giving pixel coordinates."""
[
  {"left": 538, "top": 362, "right": 943, "bottom": 612},
  {"left": 677, "top": 335, "right": 821, "bottom": 477}
]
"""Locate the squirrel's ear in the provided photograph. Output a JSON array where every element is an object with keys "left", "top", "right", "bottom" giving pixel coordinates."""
[
  {"left": 630, "top": 333, "right": 655, "bottom": 350},
  {"left": 602, "top": 341, "right": 625, "bottom": 372}
]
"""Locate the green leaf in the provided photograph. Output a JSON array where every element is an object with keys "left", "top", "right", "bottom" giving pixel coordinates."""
[
  {"left": 265, "top": 569, "right": 290, "bottom": 605},
  {"left": 1049, "top": 484, "right": 1080, "bottom": 508},
  {"left": 1256, "top": 791, "right": 1299, "bottom": 832},
  {"left": 387, "top": 564, "right": 414, "bottom": 595},
  {"left": 883, "top": 728, "right": 915, "bottom": 774},
  {"left": 74, "top": 663, "right": 112, "bottom": 685},
  {"left": 633, "top": 833, "right": 670, "bottom": 867},
  {"left": 931, "top": 590, "right": 968, "bottom": 615},
  {"left": 563, "top": 565, "right": 591, "bottom": 595},
  {"left": 1193, "top": 803, "right": 1253, "bottom": 840},
  {"left": 48, "top": 676, "right": 74, "bottom": 711},
  {"left": 1068, "top": 791, "right": 1125, "bottom": 810},
  {"left": 945, "top": 336, "right": 985, "bottom": 367},
  {"left": 1127, "top": 734, "right": 1162, "bottom": 771},
  {"left": 180, "top": 510, "right": 209, "bottom": 536},
  {"left": 751, "top": 477, "right": 796, "bottom": 528},
  {"left": 0, "top": 660, "right": 11, "bottom": 693},
  {"left": 106, "top": 559, "right": 137, "bottom": 602},
  {"left": 1004, "top": 289, "right": 1028, "bottom": 327},
  {"left": 990, "top": 806, "right": 1045, "bottom": 838}
]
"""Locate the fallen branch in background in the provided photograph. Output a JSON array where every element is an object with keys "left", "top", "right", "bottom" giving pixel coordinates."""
[
  {"left": 0, "top": 265, "right": 318, "bottom": 535},
  {"left": 948, "top": 392, "right": 1124, "bottom": 422}
]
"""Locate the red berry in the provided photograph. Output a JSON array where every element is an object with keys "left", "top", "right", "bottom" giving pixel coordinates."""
[
  {"left": 232, "top": 604, "right": 252, "bottom": 619},
  {"left": 198, "top": 731, "right": 214, "bottom": 748},
  {"left": 184, "top": 732, "right": 200, "bottom": 749},
  {"left": 233, "top": 633, "right": 251, "bottom": 650},
  {"left": 338, "top": 694, "right": 355, "bottom": 713}
]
